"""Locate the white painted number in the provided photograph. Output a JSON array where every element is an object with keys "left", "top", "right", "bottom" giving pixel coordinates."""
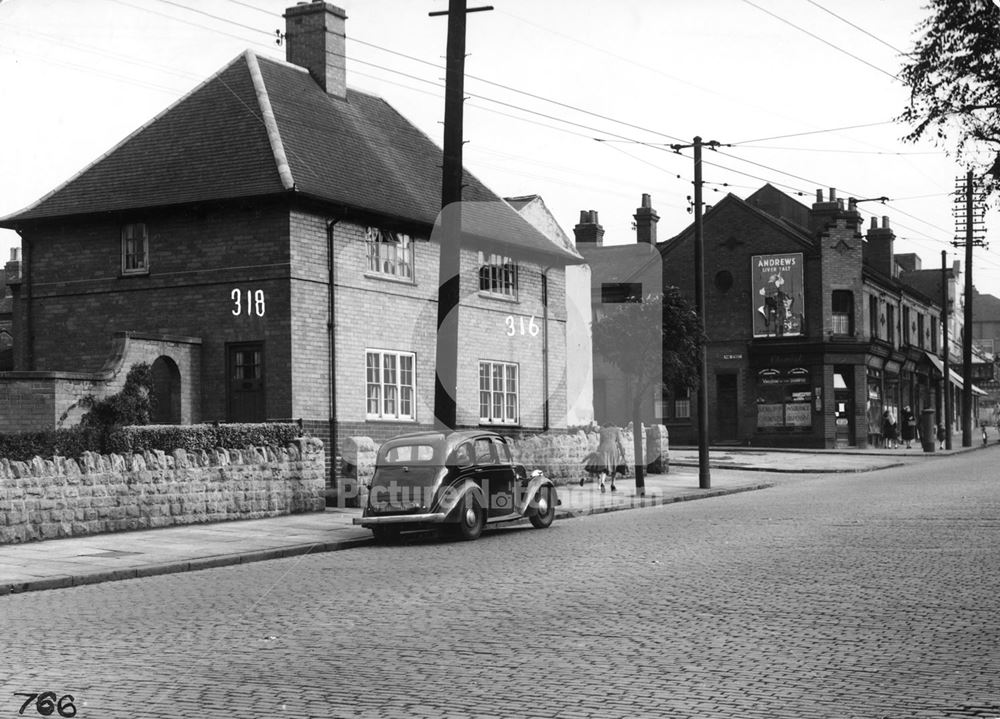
[
  {"left": 505, "top": 315, "right": 539, "bottom": 337},
  {"left": 231, "top": 289, "right": 266, "bottom": 317}
]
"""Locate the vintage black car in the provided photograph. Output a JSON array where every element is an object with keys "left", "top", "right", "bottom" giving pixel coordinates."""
[{"left": 353, "top": 430, "right": 559, "bottom": 541}]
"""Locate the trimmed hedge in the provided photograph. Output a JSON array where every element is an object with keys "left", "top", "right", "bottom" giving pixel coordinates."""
[
  {"left": 106, "top": 423, "right": 302, "bottom": 455},
  {"left": 0, "top": 423, "right": 301, "bottom": 462},
  {"left": 0, "top": 426, "right": 104, "bottom": 463}
]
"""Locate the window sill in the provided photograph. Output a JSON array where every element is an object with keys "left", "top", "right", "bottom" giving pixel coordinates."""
[
  {"left": 365, "top": 417, "right": 416, "bottom": 422},
  {"left": 477, "top": 291, "right": 518, "bottom": 303},
  {"left": 120, "top": 270, "right": 150, "bottom": 278},
  {"left": 364, "top": 271, "right": 415, "bottom": 285},
  {"left": 479, "top": 421, "right": 520, "bottom": 427}
]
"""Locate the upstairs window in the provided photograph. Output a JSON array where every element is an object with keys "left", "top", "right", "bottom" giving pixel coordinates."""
[
  {"left": 868, "top": 295, "right": 878, "bottom": 339},
  {"left": 917, "top": 313, "right": 926, "bottom": 349},
  {"left": 886, "top": 304, "right": 895, "bottom": 344},
  {"left": 121, "top": 223, "right": 149, "bottom": 275},
  {"left": 601, "top": 283, "right": 642, "bottom": 303},
  {"left": 931, "top": 316, "right": 939, "bottom": 352},
  {"left": 832, "top": 290, "right": 853, "bottom": 336},
  {"left": 478, "top": 252, "right": 518, "bottom": 299},
  {"left": 365, "top": 227, "right": 413, "bottom": 280},
  {"left": 902, "top": 306, "right": 910, "bottom": 346}
]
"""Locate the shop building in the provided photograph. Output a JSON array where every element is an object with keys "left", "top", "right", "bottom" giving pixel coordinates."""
[{"left": 582, "top": 185, "right": 976, "bottom": 448}]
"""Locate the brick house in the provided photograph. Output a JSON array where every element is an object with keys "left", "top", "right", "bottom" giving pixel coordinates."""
[
  {"left": 0, "top": 2, "right": 583, "bottom": 482},
  {"left": 580, "top": 184, "right": 974, "bottom": 449}
]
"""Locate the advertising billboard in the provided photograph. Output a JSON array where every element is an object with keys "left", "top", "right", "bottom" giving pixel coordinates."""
[{"left": 752, "top": 253, "right": 804, "bottom": 338}]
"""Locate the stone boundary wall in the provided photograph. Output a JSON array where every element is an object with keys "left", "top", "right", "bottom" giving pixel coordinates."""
[
  {"left": 0, "top": 438, "right": 325, "bottom": 544},
  {"left": 336, "top": 426, "right": 669, "bottom": 506}
]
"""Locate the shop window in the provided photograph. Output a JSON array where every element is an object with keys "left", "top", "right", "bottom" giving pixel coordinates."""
[{"left": 832, "top": 290, "right": 853, "bottom": 335}]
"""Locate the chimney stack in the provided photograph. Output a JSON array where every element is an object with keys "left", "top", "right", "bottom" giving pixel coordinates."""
[
  {"left": 284, "top": 2, "right": 347, "bottom": 98},
  {"left": 865, "top": 214, "right": 896, "bottom": 277},
  {"left": 573, "top": 210, "right": 605, "bottom": 246},
  {"left": 633, "top": 193, "right": 659, "bottom": 244}
]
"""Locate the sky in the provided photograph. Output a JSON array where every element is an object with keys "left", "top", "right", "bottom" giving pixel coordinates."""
[{"left": 1, "top": 0, "right": 999, "bottom": 295}]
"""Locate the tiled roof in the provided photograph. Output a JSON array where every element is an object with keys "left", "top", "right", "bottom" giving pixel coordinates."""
[{"left": 2, "top": 51, "right": 579, "bottom": 264}]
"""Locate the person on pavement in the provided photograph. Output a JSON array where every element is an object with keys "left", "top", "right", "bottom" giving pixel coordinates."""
[
  {"left": 900, "top": 406, "right": 916, "bottom": 449},
  {"left": 883, "top": 409, "right": 898, "bottom": 449},
  {"left": 582, "top": 424, "right": 628, "bottom": 493}
]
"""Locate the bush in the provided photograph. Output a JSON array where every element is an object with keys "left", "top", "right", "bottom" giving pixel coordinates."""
[
  {"left": 107, "top": 423, "right": 302, "bottom": 456},
  {"left": 0, "top": 426, "right": 103, "bottom": 462}
]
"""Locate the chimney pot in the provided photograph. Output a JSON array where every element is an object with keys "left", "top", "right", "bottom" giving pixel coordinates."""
[
  {"left": 829, "top": 188, "right": 837, "bottom": 202},
  {"left": 870, "top": 217, "right": 877, "bottom": 229},
  {"left": 641, "top": 193, "right": 651, "bottom": 209},
  {"left": 882, "top": 216, "right": 890, "bottom": 229}
]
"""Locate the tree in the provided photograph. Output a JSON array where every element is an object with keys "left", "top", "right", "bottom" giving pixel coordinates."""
[
  {"left": 899, "top": 0, "right": 1000, "bottom": 191},
  {"left": 592, "top": 288, "right": 704, "bottom": 495}
]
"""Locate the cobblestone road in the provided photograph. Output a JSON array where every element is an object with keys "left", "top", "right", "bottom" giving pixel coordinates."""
[{"left": 2, "top": 449, "right": 1000, "bottom": 718}]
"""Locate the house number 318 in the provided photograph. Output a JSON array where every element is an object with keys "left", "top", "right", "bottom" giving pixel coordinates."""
[{"left": 232, "top": 289, "right": 266, "bottom": 317}]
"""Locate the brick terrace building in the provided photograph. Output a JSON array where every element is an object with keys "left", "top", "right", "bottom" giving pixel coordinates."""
[
  {"left": 582, "top": 185, "right": 976, "bottom": 449},
  {"left": 0, "top": 2, "right": 583, "bottom": 485}
]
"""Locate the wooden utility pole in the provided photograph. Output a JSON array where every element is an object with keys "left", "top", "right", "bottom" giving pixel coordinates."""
[
  {"left": 953, "top": 170, "right": 987, "bottom": 446},
  {"left": 942, "top": 250, "right": 952, "bottom": 450},
  {"left": 429, "top": 0, "right": 492, "bottom": 429},
  {"left": 670, "top": 136, "right": 721, "bottom": 489}
]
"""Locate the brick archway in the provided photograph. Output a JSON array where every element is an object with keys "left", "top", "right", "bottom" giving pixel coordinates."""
[{"left": 150, "top": 355, "right": 182, "bottom": 424}]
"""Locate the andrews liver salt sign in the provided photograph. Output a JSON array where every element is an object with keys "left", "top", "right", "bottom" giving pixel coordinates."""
[{"left": 752, "top": 253, "right": 804, "bottom": 338}]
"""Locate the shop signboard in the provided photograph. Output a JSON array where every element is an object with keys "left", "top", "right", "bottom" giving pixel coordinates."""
[{"left": 752, "top": 253, "right": 804, "bottom": 338}]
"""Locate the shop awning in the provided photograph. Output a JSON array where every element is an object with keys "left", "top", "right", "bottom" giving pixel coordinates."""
[{"left": 922, "top": 351, "right": 988, "bottom": 395}]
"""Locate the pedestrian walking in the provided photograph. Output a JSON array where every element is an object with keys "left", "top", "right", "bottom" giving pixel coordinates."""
[
  {"left": 900, "top": 406, "right": 916, "bottom": 449},
  {"left": 883, "top": 409, "right": 898, "bottom": 449},
  {"left": 937, "top": 423, "right": 947, "bottom": 450},
  {"left": 581, "top": 424, "right": 628, "bottom": 493}
]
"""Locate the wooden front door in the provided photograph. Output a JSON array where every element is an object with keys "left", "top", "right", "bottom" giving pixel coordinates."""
[
  {"left": 716, "top": 374, "right": 739, "bottom": 442},
  {"left": 228, "top": 343, "right": 265, "bottom": 422}
]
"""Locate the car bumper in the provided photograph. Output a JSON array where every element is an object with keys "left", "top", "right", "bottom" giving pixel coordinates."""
[{"left": 353, "top": 512, "right": 449, "bottom": 526}]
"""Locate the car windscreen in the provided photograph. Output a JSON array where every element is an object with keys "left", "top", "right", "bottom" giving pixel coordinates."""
[{"left": 379, "top": 444, "right": 437, "bottom": 465}]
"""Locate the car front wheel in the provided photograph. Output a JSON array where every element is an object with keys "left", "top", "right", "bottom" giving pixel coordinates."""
[
  {"left": 528, "top": 486, "right": 555, "bottom": 529},
  {"left": 454, "top": 497, "right": 485, "bottom": 541}
]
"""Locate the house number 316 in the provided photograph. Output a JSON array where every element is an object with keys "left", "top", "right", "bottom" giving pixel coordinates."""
[
  {"left": 505, "top": 315, "right": 539, "bottom": 337},
  {"left": 232, "top": 289, "right": 266, "bottom": 317}
]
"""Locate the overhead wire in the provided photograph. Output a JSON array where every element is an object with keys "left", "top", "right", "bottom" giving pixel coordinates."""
[
  {"left": 8, "top": 0, "right": 989, "bottom": 271},
  {"left": 740, "top": 0, "right": 901, "bottom": 82}
]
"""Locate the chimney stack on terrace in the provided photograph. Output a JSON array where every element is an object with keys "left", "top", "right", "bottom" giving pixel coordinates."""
[{"left": 284, "top": 2, "right": 348, "bottom": 98}]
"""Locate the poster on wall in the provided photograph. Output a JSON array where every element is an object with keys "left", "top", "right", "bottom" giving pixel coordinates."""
[{"left": 752, "top": 253, "right": 804, "bottom": 337}]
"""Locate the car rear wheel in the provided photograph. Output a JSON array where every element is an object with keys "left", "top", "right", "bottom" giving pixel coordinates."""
[
  {"left": 371, "top": 526, "right": 400, "bottom": 544},
  {"left": 528, "top": 486, "right": 555, "bottom": 529},
  {"left": 454, "top": 497, "right": 485, "bottom": 541}
]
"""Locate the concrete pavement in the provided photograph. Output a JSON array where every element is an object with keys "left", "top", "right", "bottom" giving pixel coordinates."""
[{"left": 0, "top": 442, "right": 982, "bottom": 595}]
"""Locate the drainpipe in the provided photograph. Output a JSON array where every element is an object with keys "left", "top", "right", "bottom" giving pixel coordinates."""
[
  {"left": 541, "top": 266, "right": 551, "bottom": 432},
  {"left": 327, "top": 218, "right": 339, "bottom": 461}
]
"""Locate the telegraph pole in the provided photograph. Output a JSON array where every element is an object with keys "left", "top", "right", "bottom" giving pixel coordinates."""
[
  {"left": 942, "top": 250, "right": 952, "bottom": 450},
  {"left": 429, "top": 0, "right": 492, "bottom": 429},
  {"left": 670, "top": 136, "right": 722, "bottom": 489},
  {"left": 953, "top": 171, "right": 988, "bottom": 446}
]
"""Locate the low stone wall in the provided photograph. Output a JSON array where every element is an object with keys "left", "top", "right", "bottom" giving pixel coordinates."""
[{"left": 0, "top": 438, "right": 326, "bottom": 544}]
